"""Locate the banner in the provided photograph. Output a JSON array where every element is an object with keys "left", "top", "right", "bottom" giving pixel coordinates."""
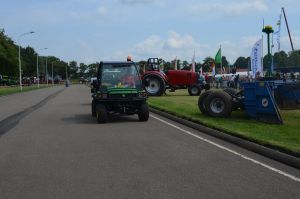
[
  {"left": 250, "top": 38, "right": 263, "bottom": 78},
  {"left": 211, "top": 61, "right": 216, "bottom": 76},
  {"left": 191, "top": 51, "right": 195, "bottom": 72}
]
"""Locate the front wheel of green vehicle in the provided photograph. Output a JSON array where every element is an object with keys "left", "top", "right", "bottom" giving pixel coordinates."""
[
  {"left": 92, "top": 100, "right": 96, "bottom": 117},
  {"left": 96, "top": 104, "right": 108, "bottom": 123},
  {"left": 138, "top": 102, "right": 149, "bottom": 121}
]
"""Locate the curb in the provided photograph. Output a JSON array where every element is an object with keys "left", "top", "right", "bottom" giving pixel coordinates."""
[{"left": 150, "top": 107, "right": 300, "bottom": 170}]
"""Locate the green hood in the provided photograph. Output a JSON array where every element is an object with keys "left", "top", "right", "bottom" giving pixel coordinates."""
[{"left": 107, "top": 87, "right": 138, "bottom": 94}]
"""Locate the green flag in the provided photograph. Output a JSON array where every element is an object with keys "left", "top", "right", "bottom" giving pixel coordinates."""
[{"left": 215, "top": 48, "right": 221, "bottom": 64}]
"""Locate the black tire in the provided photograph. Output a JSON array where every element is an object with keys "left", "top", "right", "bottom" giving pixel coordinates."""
[
  {"left": 198, "top": 90, "right": 214, "bottom": 115},
  {"left": 96, "top": 104, "right": 108, "bottom": 123},
  {"left": 188, "top": 85, "right": 201, "bottom": 96},
  {"left": 223, "top": 88, "right": 238, "bottom": 96},
  {"left": 144, "top": 75, "right": 165, "bottom": 96},
  {"left": 92, "top": 99, "right": 96, "bottom": 117},
  {"left": 204, "top": 91, "right": 232, "bottom": 117},
  {"left": 138, "top": 102, "right": 149, "bottom": 121}
]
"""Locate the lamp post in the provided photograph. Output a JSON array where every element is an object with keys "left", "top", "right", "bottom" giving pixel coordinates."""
[
  {"left": 36, "top": 48, "right": 48, "bottom": 88},
  {"left": 46, "top": 56, "right": 48, "bottom": 86},
  {"left": 262, "top": 25, "right": 274, "bottom": 77},
  {"left": 18, "top": 31, "right": 34, "bottom": 91},
  {"left": 51, "top": 62, "right": 54, "bottom": 86}
]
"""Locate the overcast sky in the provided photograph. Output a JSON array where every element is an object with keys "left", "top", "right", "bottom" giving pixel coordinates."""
[{"left": 1, "top": 0, "right": 299, "bottom": 64}]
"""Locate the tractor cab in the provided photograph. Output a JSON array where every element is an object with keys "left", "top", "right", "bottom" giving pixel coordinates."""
[{"left": 148, "top": 58, "right": 160, "bottom": 71}]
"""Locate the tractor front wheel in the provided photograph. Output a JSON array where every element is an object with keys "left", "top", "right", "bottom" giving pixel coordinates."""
[{"left": 188, "top": 85, "right": 201, "bottom": 96}]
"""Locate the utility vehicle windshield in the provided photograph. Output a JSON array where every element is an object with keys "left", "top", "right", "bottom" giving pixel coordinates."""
[{"left": 100, "top": 63, "right": 141, "bottom": 89}]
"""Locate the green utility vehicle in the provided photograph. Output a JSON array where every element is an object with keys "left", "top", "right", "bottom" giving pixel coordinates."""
[{"left": 91, "top": 61, "right": 149, "bottom": 123}]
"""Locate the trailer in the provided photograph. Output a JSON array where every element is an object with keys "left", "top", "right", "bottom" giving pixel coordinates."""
[{"left": 198, "top": 81, "right": 286, "bottom": 124}]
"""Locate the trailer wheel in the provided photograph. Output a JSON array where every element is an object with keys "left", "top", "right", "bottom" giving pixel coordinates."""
[
  {"left": 138, "top": 102, "right": 149, "bottom": 121},
  {"left": 198, "top": 90, "right": 214, "bottom": 115},
  {"left": 223, "top": 88, "right": 237, "bottom": 96},
  {"left": 204, "top": 91, "right": 232, "bottom": 117},
  {"left": 96, "top": 104, "right": 108, "bottom": 123},
  {"left": 144, "top": 75, "right": 165, "bottom": 96},
  {"left": 188, "top": 85, "right": 201, "bottom": 96}
]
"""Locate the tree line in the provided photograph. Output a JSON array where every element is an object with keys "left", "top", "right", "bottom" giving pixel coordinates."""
[{"left": 1, "top": 28, "right": 299, "bottom": 80}]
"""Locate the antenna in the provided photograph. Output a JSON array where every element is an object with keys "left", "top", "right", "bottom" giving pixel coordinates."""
[{"left": 282, "top": 7, "right": 294, "bottom": 51}]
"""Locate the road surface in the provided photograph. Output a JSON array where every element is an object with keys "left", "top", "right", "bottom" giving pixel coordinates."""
[{"left": 0, "top": 85, "right": 299, "bottom": 199}]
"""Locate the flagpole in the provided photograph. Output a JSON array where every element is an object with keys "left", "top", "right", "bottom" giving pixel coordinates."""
[
  {"left": 220, "top": 45, "right": 222, "bottom": 75},
  {"left": 261, "top": 18, "right": 264, "bottom": 78}
]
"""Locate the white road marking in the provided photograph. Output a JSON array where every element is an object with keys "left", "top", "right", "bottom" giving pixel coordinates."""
[{"left": 150, "top": 114, "right": 300, "bottom": 183}]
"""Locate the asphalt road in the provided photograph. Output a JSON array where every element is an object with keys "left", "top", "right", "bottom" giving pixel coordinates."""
[{"left": 0, "top": 85, "right": 299, "bottom": 199}]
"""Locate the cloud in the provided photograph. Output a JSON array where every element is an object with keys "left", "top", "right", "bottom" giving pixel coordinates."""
[
  {"left": 187, "top": 0, "right": 268, "bottom": 17},
  {"left": 109, "top": 31, "right": 207, "bottom": 61},
  {"left": 119, "top": 0, "right": 165, "bottom": 6},
  {"left": 96, "top": 6, "right": 107, "bottom": 15}
]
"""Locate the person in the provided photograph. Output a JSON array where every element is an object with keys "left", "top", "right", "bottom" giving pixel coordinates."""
[
  {"left": 121, "top": 67, "right": 136, "bottom": 88},
  {"left": 127, "top": 55, "right": 132, "bottom": 62},
  {"left": 234, "top": 74, "right": 239, "bottom": 89}
]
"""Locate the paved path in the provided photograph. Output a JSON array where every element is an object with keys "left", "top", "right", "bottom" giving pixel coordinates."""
[
  {"left": 0, "top": 86, "right": 64, "bottom": 121},
  {"left": 0, "top": 85, "right": 299, "bottom": 199}
]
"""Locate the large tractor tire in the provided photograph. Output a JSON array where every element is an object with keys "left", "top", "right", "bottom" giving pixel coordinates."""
[
  {"left": 198, "top": 90, "right": 214, "bottom": 115},
  {"left": 96, "top": 104, "right": 108, "bottom": 123},
  {"left": 204, "top": 91, "right": 232, "bottom": 117},
  {"left": 144, "top": 75, "right": 166, "bottom": 96},
  {"left": 223, "top": 88, "right": 238, "bottom": 96},
  {"left": 92, "top": 99, "right": 96, "bottom": 117},
  {"left": 188, "top": 85, "right": 201, "bottom": 96},
  {"left": 138, "top": 102, "right": 149, "bottom": 121}
]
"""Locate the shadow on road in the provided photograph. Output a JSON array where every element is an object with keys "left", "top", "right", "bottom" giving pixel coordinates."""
[{"left": 62, "top": 114, "right": 141, "bottom": 124}]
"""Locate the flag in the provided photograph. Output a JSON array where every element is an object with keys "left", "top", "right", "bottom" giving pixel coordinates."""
[
  {"left": 250, "top": 38, "right": 263, "bottom": 78},
  {"left": 174, "top": 56, "right": 177, "bottom": 70},
  {"left": 215, "top": 48, "right": 222, "bottom": 64},
  {"left": 211, "top": 61, "right": 216, "bottom": 76},
  {"left": 191, "top": 50, "right": 195, "bottom": 72}
]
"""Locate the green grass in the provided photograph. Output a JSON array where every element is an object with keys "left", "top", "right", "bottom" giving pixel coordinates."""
[
  {"left": 148, "top": 90, "right": 300, "bottom": 155},
  {"left": 0, "top": 85, "right": 51, "bottom": 96}
]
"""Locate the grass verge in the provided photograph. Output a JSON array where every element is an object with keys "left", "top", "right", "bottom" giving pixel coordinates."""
[{"left": 148, "top": 90, "right": 300, "bottom": 156}]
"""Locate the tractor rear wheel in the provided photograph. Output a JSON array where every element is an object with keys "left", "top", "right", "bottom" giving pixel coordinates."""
[
  {"left": 96, "top": 104, "right": 108, "bottom": 123},
  {"left": 138, "top": 102, "right": 149, "bottom": 121},
  {"left": 144, "top": 75, "right": 165, "bottom": 96},
  {"left": 188, "top": 85, "right": 201, "bottom": 96},
  {"left": 198, "top": 90, "right": 214, "bottom": 115},
  {"left": 204, "top": 91, "right": 232, "bottom": 117}
]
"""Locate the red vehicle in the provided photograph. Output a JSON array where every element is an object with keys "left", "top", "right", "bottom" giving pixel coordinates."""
[{"left": 142, "top": 58, "right": 209, "bottom": 96}]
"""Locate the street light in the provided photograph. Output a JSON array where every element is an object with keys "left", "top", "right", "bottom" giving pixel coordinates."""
[
  {"left": 51, "top": 62, "right": 54, "bottom": 86},
  {"left": 18, "top": 31, "right": 34, "bottom": 91},
  {"left": 36, "top": 48, "right": 48, "bottom": 88}
]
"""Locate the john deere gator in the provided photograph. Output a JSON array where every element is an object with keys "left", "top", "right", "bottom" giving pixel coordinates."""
[{"left": 91, "top": 61, "right": 149, "bottom": 123}]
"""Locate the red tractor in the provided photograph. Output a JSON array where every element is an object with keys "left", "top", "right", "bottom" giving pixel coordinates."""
[{"left": 142, "top": 58, "right": 209, "bottom": 96}]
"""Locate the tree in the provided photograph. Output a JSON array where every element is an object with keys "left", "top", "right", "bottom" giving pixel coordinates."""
[
  {"left": 0, "top": 29, "right": 18, "bottom": 76},
  {"left": 287, "top": 50, "right": 300, "bottom": 67},
  {"left": 202, "top": 57, "right": 214, "bottom": 72},
  {"left": 273, "top": 51, "right": 288, "bottom": 68},
  {"left": 234, "top": 56, "right": 249, "bottom": 69},
  {"left": 69, "top": 61, "right": 78, "bottom": 78},
  {"left": 79, "top": 63, "right": 88, "bottom": 77}
]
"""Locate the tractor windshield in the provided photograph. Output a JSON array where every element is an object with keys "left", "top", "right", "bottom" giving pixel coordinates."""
[{"left": 100, "top": 63, "right": 141, "bottom": 89}]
